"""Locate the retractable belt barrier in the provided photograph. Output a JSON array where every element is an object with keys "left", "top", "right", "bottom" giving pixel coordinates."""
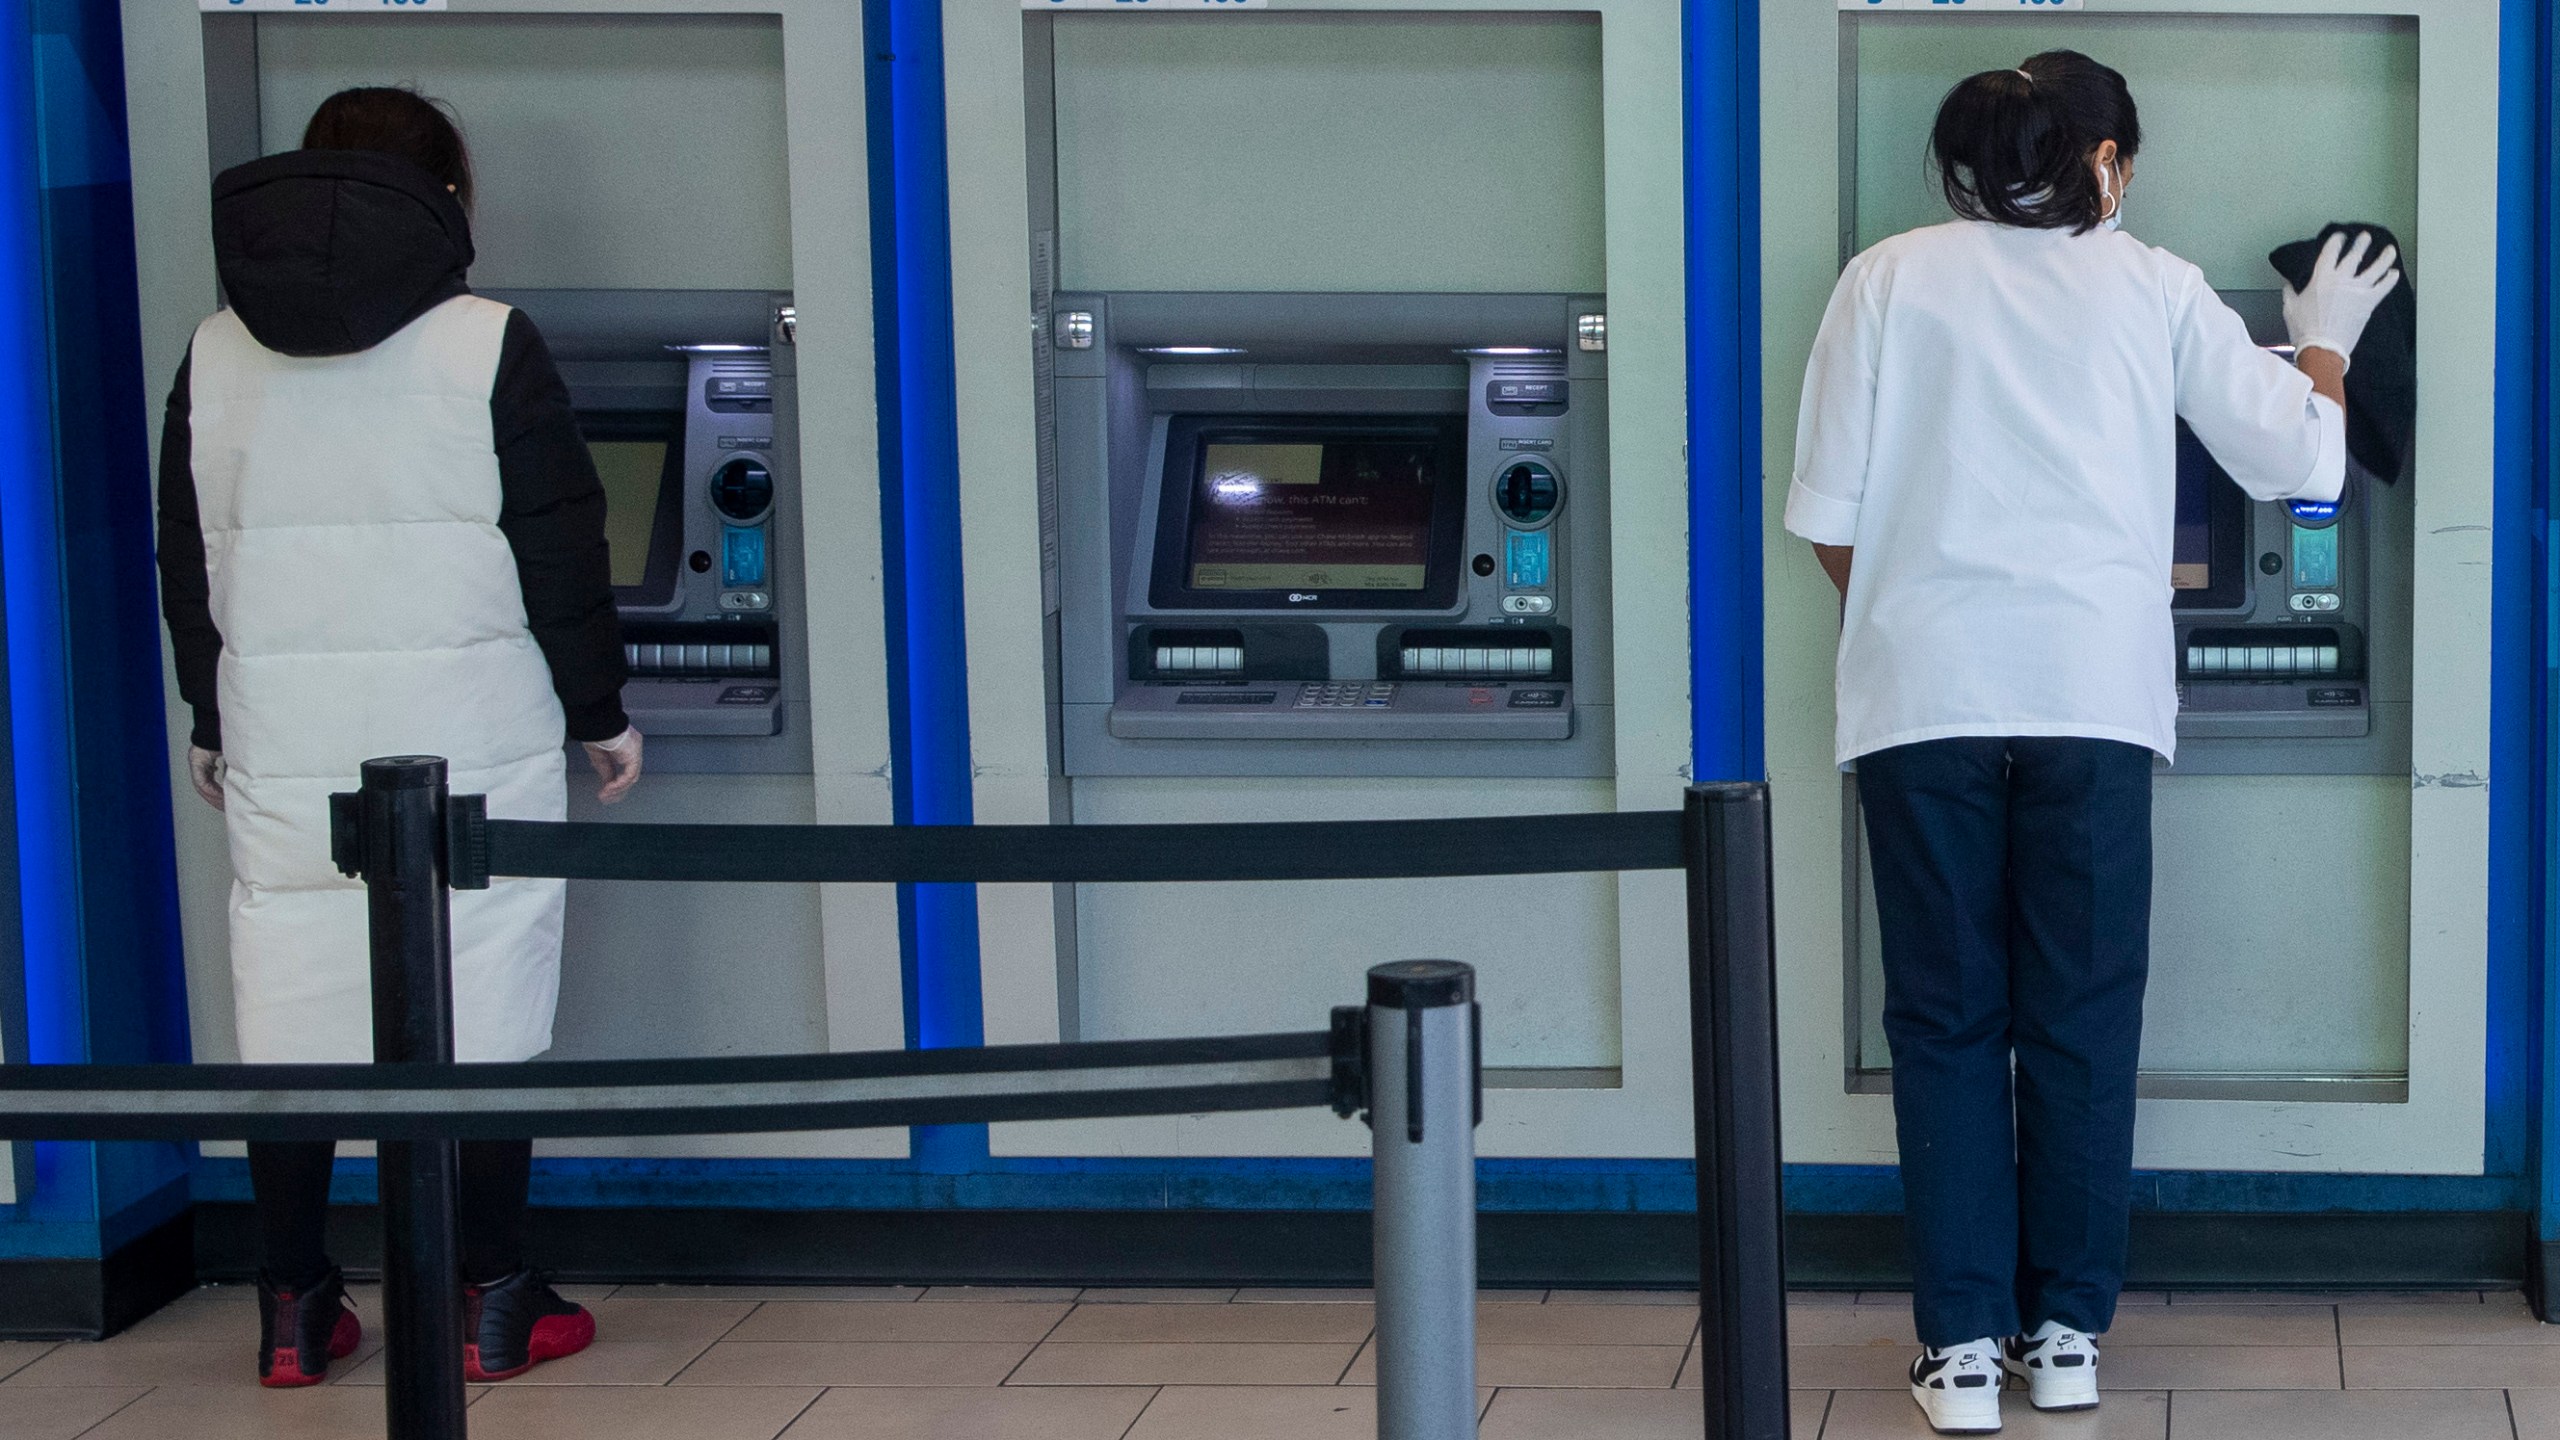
[{"left": 0, "top": 760, "right": 1791, "bottom": 1440}]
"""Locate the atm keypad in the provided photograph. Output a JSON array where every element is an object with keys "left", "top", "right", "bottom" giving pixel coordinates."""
[{"left": 1295, "top": 683, "right": 1397, "bottom": 709}]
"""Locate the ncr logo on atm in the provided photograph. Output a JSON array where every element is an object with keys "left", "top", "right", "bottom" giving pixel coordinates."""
[{"left": 1288, "top": 593, "right": 1321, "bottom": 603}]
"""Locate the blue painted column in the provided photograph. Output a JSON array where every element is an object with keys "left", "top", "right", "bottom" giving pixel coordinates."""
[
  {"left": 0, "top": 0, "right": 193, "bottom": 1322},
  {"left": 864, "top": 0, "right": 988, "bottom": 1173},
  {"left": 2529, "top": 0, "right": 2560, "bottom": 1312},
  {"left": 1684, "top": 0, "right": 1764, "bottom": 784}
]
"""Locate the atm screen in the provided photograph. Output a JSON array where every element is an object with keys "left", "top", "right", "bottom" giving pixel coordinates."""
[
  {"left": 593, "top": 440, "right": 670, "bottom": 588},
  {"left": 2173, "top": 421, "right": 2249, "bottom": 611},
  {"left": 1149, "top": 414, "right": 1467, "bottom": 611},
  {"left": 575, "top": 412, "right": 685, "bottom": 607}
]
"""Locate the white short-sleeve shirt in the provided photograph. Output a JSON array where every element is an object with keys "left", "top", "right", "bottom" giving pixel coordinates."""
[{"left": 1784, "top": 220, "right": 2346, "bottom": 766}]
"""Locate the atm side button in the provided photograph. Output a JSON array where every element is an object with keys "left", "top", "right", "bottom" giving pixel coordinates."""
[{"left": 1217, "top": 646, "right": 1243, "bottom": 670}]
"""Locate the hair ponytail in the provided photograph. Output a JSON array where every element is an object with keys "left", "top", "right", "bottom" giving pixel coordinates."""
[{"left": 1929, "top": 49, "right": 2139, "bottom": 234}]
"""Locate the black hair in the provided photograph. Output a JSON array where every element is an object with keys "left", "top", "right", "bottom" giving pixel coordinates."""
[
  {"left": 1929, "top": 50, "right": 2140, "bottom": 235},
  {"left": 300, "top": 87, "right": 474, "bottom": 211}
]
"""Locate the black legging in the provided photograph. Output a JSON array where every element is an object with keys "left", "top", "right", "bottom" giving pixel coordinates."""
[{"left": 248, "top": 1139, "right": 533, "bottom": 1290}]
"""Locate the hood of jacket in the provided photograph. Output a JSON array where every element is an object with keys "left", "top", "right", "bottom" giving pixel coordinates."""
[{"left": 211, "top": 150, "right": 475, "bottom": 358}]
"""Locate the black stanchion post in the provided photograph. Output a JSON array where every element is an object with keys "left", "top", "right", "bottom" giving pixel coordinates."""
[
  {"left": 361, "top": 757, "right": 470, "bottom": 1440},
  {"left": 1684, "top": 783, "right": 1790, "bottom": 1439}
]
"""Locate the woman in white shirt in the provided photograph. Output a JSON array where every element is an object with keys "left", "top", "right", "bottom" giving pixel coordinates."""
[{"left": 1784, "top": 50, "right": 2397, "bottom": 1435}]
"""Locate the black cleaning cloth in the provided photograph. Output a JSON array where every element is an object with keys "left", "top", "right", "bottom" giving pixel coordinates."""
[{"left": 2268, "top": 223, "right": 2414, "bottom": 483}]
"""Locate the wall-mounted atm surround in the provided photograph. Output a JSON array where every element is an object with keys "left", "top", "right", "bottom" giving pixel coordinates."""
[
  {"left": 120, "top": 2, "right": 900, "bottom": 1158},
  {"left": 949, "top": 2, "right": 1695, "bottom": 1159},
  {"left": 1768, "top": 3, "right": 2501, "bottom": 1174}
]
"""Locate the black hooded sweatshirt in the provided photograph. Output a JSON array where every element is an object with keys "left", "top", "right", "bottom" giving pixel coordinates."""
[{"left": 156, "top": 149, "right": 629, "bottom": 750}]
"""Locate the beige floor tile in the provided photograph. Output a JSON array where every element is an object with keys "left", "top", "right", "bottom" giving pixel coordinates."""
[
  {"left": 2170, "top": 1388, "right": 2514, "bottom": 1440},
  {"left": 1784, "top": 1305, "right": 1916, "bottom": 1347},
  {"left": 72, "top": 1384, "right": 399, "bottom": 1440},
  {"left": 611, "top": 1285, "right": 924, "bottom": 1303},
  {"left": 2340, "top": 1297, "right": 2559, "bottom": 1345},
  {"left": 1855, "top": 1292, "right": 1914, "bottom": 1307},
  {"left": 114, "top": 1296, "right": 308, "bottom": 1345},
  {"left": 1480, "top": 1289, "right": 1547, "bottom": 1303},
  {"left": 1342, "top": 1337, "right": 1685, "bottom": 1388},
  {"left": 1786, "top": 1291, "right": 1859, "bottom": 1309},
  {"left": 1125, "top": 1385, "right": 1377, "bottom": 1440},
  {"left": 0, "top": 1384, "right": 145, "bottom": 1440},
  {"left": 1009, "top": 1340, "right": 1357, "bottom": 1387},
  {"left": 917, "top": 1287, "right": 1081, "bottom": 1303},
  {"left": 784, "top": 1386, "right": 1156, "bottom": 1440},
  {"left": 552, "top": 1285, "right": 620, "bottom": 1304},
  {"left": 1770, "top": 1344, "right": 1919, "bottom": 1391},
  {"left": 1072, "top": 1288, "right": 1236, "bottom": 1304},
  {"left": 673, "top": 1341, "right": 1033, "bottom": 1388},
  {"left": 575, "top": 1297, "right": 759, "bottom": 1345},
  {"left": 0, "top": 1343, "right": 59, "bottom": 1382},
  {"left": 1478, "top": 1386, "right": 1717, "bottom": 1439},
  {"left": 1550, "top": 1289, "right": 1700, "bottom": 1307},
  {"left": 2174, "top": 1289, "right": 2484, "bottom": 1305},
  {"left": 2511, "top": 1387, "right": 2560, "bottom": 1437},
  {"left": 467, "top": 1383, "right": 823, "bottom": 1440},
  {"left": 1048, "top": 1302, "right": 1370, "bottom": 1345},
  {"left": 1820, "top": 1387, "right": 2168, "bottom": 1439},
  {"left": 2344, "top": 1344, "right": 2560, "bottom": 1388},
  {"left": 2102, "top": 1345, "right": 2340, "bottom": 1389},
  {"left": 336, "top": 1339, "right": 707, "bottom": 1387},
  {"left": 2101, "top": 1303, "right": 2338, "bottom": 1347},
  {"left": 1232, "top": 1288, "right": 1372, "bottom": 1304},
  {"left": 729, "top": 1301, "right": 1069, "bottom": 1345},
  {"left": 8, "top": 1339, "right": 376, "bottom": 1389},
  {"left": 1476, "top": 1302, "right": 1698, "bottom": 1347}
]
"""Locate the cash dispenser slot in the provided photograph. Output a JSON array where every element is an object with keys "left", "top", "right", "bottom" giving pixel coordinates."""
[
  {"left": 2179, "top": 625, "right": 2361, "bottom": 682},
  {"left": 1383, "top": 626, "right": 1568, "bottom": 682},
  {"left": 1127, "top": 625, "right": 1326, "bottom": 682},
  {"left": 619, "top": 620, "right": 783, "bottom": 738}
]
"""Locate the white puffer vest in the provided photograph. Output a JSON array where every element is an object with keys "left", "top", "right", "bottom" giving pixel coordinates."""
[{"left": 188, "top": 293, "right": 567, "bottom": 1064}]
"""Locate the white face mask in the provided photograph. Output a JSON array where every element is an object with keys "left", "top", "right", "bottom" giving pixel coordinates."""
[{"left": 2096, "top": 162, "right": 2125, "bottom": 232}]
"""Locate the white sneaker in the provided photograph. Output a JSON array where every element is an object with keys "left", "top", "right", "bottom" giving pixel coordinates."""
[
  {"left": 1910, "top": 1337, "right": 2005, "bottom": 1434},
  {"left": 2003, "top": 1320, "right": 2101, "bottom": 1411}
]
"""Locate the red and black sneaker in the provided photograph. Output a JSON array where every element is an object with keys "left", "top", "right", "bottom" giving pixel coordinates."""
[
  {"left": 256, "top": 1268, "right": 362, "bottom": 1388},
  {"left": 463, "top": 1270, "right": 596, "bottom": 1382}
]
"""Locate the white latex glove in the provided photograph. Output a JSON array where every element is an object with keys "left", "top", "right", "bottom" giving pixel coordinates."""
[
  {"left": 186, "top": 745, "right": 225, "bottom": 811},
  {"left": 2281, "top": 229, "right": 2402, "bottom": 372},
  {"left": 583, "top": 725, "right": 644, "bottom": 805}
]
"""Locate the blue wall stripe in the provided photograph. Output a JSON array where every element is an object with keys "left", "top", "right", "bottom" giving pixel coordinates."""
[
  {"left": 185, "top": 1156, "right": 2530, "bottom": 1219},
  {"left": 1684, "top": 0, "right": 1764, "bottom": 783},
  {"left": 868, "top": 0, "right": 989, "bottom": 1173}
]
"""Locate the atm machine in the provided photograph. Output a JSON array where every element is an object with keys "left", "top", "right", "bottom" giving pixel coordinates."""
[
  {"left": 1053, "top": 294, "right": 1608, "bottom": 766},
  {"left": 484, "top": 289, "right": 812, "bottom": 771}
]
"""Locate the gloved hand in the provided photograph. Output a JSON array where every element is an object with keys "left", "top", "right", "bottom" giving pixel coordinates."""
[
  {"left": 2281, "top": 229, "right": 2402, "bottom": 372},
  {"left": 583, "top": 725, "right": 644, "bottom": 805},
  {"left": 186, "top": 745, "right": 225, "bottom": 811}
]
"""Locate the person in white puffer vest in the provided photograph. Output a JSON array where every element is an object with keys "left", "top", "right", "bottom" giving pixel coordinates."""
[{"left": 155, "top": 88, "right": 639, "bottom": 1389}]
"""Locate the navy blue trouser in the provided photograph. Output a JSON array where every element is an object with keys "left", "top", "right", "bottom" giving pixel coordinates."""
[{"left": 1858, "top": 736, "right": 2152, "bottom": 1347}]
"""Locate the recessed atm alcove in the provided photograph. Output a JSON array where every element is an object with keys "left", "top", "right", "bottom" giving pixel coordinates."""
[{"left": 1767, "top": 2, "right": 2499, "bottom": 1176}]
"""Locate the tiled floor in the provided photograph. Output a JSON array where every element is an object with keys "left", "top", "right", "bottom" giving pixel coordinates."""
[{"left": 2, "top": 1283, "right": 2554, "bottom": 1438}]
